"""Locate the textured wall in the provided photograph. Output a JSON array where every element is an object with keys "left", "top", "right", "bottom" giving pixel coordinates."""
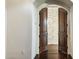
[
  {"left": 68, "top": 6, "right": 73, "bottom": 57},
  {"left": 48, "top": 7, "right": 58, "bottom": 44},
  {"left": 35, "top": 3, "right": 48, "bottom": 54}
]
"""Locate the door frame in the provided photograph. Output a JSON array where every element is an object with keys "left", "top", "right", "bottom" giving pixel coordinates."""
[
  {"left": 38, "top": 4, "right": 69, "bottom": 53},
  {"left": 58, "top": 8, "right": 68, "bottom": 55}
]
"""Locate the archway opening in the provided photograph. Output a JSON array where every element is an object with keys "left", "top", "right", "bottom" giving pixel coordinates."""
[
  {"left": 34, "top": 0, "right": 73, "bottom": 58},
  {"left": 39, "top": 5, "right": 68, "bottom": 59}
]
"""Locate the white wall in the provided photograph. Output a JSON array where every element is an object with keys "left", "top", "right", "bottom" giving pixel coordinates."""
[
  {"left": 48, "top": 6, "right": 58, "bottom": 44},
  {"left": 6, "top": 3, "right": 33, "bottom": 59},
  {"left": 68, "top": 6, "right": 73, "bottom": 57},
  {"left": 32, "top": 5, "right": 38, "bottom": 59},
  {"left": 70, "top": 6, "right": 73, "bottom": 57}
]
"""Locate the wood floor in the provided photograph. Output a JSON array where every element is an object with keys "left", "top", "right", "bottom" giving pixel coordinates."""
[
  {"left": 48, "top": 44, "right": 59, "bottom": 59},
  {"left": 48, "top": 53, "right": 58, "bottom": 59},
  {"left": 48, "top": 44, "right": 67, "bottom": 59},
  {"left": 35, "top": 44, "right": 72, "bottom": 59},
  {"left": 35, "top": 52, "right": 72, "bottom": 59}
]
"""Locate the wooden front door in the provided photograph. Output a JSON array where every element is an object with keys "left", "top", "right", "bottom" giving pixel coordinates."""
[
  {"left": 39, "top": 8, "right": 48, "bottom": 59},
  {"left": 58, "top": 8, "right": 68, "bottom": 58}
]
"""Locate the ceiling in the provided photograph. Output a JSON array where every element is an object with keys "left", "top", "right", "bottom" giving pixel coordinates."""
[
  {"left": 6, "top": 0, "right": 73, "bottom": 8},
  {"left": 46, "top": 0, "right": 72, "bottom": 8},
  {"left": 6, "top": 0, "right": 34, "bottom": 7},
  {"left": 54, "top": 0, "right": 73, "bottom": 6}
]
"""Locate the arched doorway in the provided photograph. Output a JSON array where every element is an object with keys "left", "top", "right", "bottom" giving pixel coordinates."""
[
  {"left": 39, "top": 5, "right": 68, "bottom": 59},
  {"left": 34, "top": 0, "right": 73, "bottom": 59}
]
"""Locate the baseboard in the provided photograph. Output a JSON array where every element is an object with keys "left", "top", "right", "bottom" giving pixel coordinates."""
[
  {"left": 34, "top": 54, "right": 39, "bottom": 59},
  {"left": 67, "top": 54, "right": 73, "bottom": 59}
]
